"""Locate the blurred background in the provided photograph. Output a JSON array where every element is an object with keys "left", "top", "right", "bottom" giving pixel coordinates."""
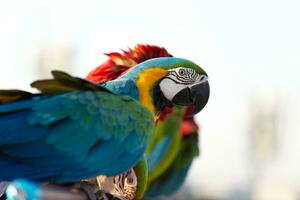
[{"left": 0, "top": 0, "right": 299, "bottom": 199}]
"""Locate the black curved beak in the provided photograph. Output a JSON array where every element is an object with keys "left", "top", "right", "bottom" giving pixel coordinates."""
[{"left": 172, "top": 81, "right": 210, "bottom": 115}]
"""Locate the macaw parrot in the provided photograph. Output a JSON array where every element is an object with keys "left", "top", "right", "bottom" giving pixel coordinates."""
[
  {"left": 85, "top": 45, "right": 208, "bottom": 199},
  {"left": 0, "top": 49, "right": 209, "bottom": 187}
]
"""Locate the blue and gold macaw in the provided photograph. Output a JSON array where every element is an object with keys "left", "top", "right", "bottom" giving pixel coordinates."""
[
  {"left": 0, "top": 56, "right": 209, "bottom": 184},
  {"left": 85, "top": 45, "right": 208, "bottom": 199}
]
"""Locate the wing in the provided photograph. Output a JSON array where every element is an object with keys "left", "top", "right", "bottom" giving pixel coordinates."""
[
  {"left": 0, "top": 71, "right": 154, "bottom": 182},
  {"left": 145, "top": 107, "right": 184, "bottom": 183},
  {"left": 146, "top": 133, "right": 199, "bottom": 196}
]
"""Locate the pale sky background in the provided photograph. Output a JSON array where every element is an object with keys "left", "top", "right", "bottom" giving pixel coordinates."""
[{"left": 0, "top": 0, "right": 300, "bottom": 199}]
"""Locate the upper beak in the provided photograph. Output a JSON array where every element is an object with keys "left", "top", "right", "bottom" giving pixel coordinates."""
[{"left": 172, "top": 81, "right": 210, "bottom": 115}]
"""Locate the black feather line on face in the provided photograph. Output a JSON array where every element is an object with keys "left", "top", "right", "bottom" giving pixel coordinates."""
[
  {"left": 168, "top": 68, "right": 199, "bottom": 85},
  {"left": 152, "top": 83, "right": 173, "bottom": 116}
]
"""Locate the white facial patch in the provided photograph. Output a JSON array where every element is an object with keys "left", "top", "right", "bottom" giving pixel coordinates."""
[
  {"left": 159, "top": 67, "right": 208, "bottom": 102},
  {"left": 159, "top": 78, "right": 188, "bottom": 101}
]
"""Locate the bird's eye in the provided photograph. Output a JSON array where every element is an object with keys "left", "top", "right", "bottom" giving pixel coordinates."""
[
  {"left": 126, "top": 178, "right": 133, "bottom": 184},
  {"left": 199, "top": 75, "right": 207, "bottom": 82},
  {"left": 178, "top": 69, "right": 185, "bottom": 76}
]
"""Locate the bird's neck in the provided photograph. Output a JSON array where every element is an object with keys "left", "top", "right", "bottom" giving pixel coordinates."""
[
  {"left": 136, "top": 68, "right": 167, "bottom": 115},
  {"left": 102, "top": 68, "right": 167, "bottom": 117}
]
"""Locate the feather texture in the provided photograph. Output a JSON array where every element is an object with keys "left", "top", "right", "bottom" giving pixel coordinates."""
[
  {"left": 146, "top": 133, "right": 199, "bottom": 196},
  {"left": 0, "top": 71, "right": 154, "bottom": 182}
]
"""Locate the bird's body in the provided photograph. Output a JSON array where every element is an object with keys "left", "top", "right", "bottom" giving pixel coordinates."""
[
  {"left": 146, "top": 106, "right": 185, "bottom": 184},
  {"left": 146, "top": 107, "right": 200, "bottom": 197},
  {"left": 0, "top": 52, "right": 209, "bottom": 186}
]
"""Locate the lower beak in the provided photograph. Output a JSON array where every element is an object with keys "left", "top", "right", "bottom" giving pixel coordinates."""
[
  {"left": 172, "top": 81, "right": 210, "bottom": 115},
  {"left": 190, "top": 81, "right": 210, "bottom": 114}
]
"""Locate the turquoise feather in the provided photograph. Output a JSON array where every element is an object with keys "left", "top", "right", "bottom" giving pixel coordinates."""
[{"left": 0, "top": 71, "right": 154, "bottom": 182}]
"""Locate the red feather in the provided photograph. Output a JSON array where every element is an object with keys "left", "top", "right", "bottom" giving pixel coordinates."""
[{"left": 86, "top": 44, "right": 172, "bottom": 83}]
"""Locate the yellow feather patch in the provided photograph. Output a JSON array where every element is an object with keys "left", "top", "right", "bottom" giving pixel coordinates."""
[{"left": 136, "top": 68, "right": 168, "bottom": 114}]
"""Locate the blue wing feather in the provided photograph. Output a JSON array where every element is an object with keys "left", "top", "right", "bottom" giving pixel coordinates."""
[
  {"left": 0, "top": 90, "right": 154, "bottom": 182},
  {"left": 99, "top": 148, "right": 144, "bottom": 176},
  {"left": 147, "top": 136, "right": 172, "bottom": 172},
  {"left": 0, "top": 109, "right": 47, "bottom": 145}
]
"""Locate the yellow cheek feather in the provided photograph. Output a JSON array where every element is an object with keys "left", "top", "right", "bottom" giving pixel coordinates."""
[{"left": 136, "top": 68, "right": 168, "bottom": 114}]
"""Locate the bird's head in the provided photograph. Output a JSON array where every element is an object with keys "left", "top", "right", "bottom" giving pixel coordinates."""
[
  {"left": 97, "top": 169, "right": 137, "bottom": 200},
  {"left": 120, "top": 57, "right": 210, "bottom": 117}
]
